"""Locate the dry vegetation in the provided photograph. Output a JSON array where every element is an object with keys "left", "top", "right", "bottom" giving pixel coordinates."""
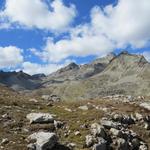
[{"left": 0, "top": 85, "right": 150, "bottom": 150}]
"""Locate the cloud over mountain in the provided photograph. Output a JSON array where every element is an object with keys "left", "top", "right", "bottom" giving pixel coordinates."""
[{"left": 0, "top": 46, "right": 23, "bottom": 68}]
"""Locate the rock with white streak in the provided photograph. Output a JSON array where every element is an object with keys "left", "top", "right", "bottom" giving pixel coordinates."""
[{"left": 26, "top": 113, "right": 54, "bottom": 124}]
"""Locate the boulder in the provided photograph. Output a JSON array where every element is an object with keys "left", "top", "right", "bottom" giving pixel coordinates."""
[
  {"left": 27, "top": 132, "right": 58, "bottom": 150},
  {"left": 26, "top": 113, "right": 54, "bottom": 124},
  {"left": 92, "top": 138, "right": 107, "bottom": 150},
  {"left": 78, "top": 105, "right": 88, "bottom": 111},
  {"left": 110, "top": 128, "right": 122, "bottom": 137},
  {"left": 91, "top": 123, "right": 107, "bottom": 138},
  {"left": 100, "top": 119, "right": 121, "bottom": 129}
]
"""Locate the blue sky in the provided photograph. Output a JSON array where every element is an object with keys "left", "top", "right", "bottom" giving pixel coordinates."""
[{"left": 0, "top": 0, "right": 150, "bottom": 75}]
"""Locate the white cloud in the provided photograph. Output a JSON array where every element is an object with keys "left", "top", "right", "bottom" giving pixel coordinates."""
[
  {"left": 34, "top": 25, "right": 115, "bottom": 63},
  {"left": 22, "top": 61, "right": 72, "bottom": 75},
  {"left": 0, "top": 46, "right": 23, "bottom": 68},
  {"left": 30, "top": 0, "right": 150, "bottom": 63},
  {"left": 91, "top": 0, "right": 150, "bottom": 48},
  {"left": 1, "top": 0, "right": 76, "bottom": 31}
]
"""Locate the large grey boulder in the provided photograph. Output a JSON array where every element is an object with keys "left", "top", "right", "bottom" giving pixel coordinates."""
[
  {"left": 27, "top": 132, "right": 58, "bottom": 150},
  {"left": 26, "top": 113, "right": 54, "bottom": 124},
  {"left": 110, "top": 128, "right": 122, "bottom": 137}
]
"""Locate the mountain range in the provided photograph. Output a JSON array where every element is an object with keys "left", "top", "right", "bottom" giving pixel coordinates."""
[{"left": 0, "top": 51, "right": 150, "bottom": 100}]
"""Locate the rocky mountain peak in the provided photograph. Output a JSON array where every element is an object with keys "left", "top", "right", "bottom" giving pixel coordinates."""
[{"left": 58, "top": 62, "right": 79, "bottom": 73}]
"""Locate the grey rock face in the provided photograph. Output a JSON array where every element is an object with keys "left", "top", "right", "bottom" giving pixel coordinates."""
[
  {"left": 91, "top": 123, "right": 107, "bottom": 138},
  {"left": 27, "top": 132, "right": 58, "bottom": 150},
  {"left": 26, "top": 113, "right": 54, "bottom": 124}
]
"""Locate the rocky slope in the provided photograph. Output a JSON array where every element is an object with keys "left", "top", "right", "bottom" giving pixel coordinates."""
[
  {"left": 34, "top": 51, "right": 150, "bottom": 101},
  {"left": 0, "top": 51, "right": 150, "bottom": 100},
  {"left": 0, "top": 84, "right": 150, "bottom": 150}
]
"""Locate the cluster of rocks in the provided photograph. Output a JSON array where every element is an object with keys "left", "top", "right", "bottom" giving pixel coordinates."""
[
  {"left": 26, "top": 112, "right": 64, "bottom": 150},
  {"left": 85, "top": 113, "right": 148, "bottom": 150},
  {"left": 103, "top": 95, "right": 145, "bottom": 102}
]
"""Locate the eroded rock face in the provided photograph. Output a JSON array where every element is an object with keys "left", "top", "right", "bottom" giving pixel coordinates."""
[
  {"left": 27, "top": 132, "right": 58, "bottom": 150},
  {"left": 26, "top": 113, "right": 54, "bottom": 124}
]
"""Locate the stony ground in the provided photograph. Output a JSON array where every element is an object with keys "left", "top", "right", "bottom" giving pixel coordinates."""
[{"left": 0, "top": 85, "right": 150, "bottom": 150}]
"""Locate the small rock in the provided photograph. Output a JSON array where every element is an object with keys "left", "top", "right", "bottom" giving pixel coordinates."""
[
  {"left": 135, "top": 113, "right": 143, "bottom": 121},
  {"left": 29, "top": 99, "right": 38, "bottom": 103},
  {"left": 139, "top": 143, "right": 148, "bottom": 150},
  {"left": 78, "top": 105, "right": 88, "bottom": 111},
  {"left": 144, "top": 122, "right": 150, "bottom": 130},
  {"left": 67, "top": 143, "right": 76, "bottom": 149},
  {"left": 74, "top": 131, "right": 81, "bottom": 136},
  {"left": 64, "top": 108, "right": 72, "bottom": 112},
  {"left": 110, "top": 128, "right": 122, "bottom": 137},
  {"left": 1, "top": 138, "right": 9, "bottom": 145},
  {"left": 54, "top": 120, "right": 64, "bottom": 129}
]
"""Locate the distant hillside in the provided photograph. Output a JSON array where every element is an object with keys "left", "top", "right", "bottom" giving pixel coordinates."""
[
  {"left": 0, "top": 51, "right": 150, "bottom": 100},
  {"left": 34, "top": 51, "right": 150, "bottom": 100},
  {"left": 0, "top": 71, "right": 42, "bottom": 91}
]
